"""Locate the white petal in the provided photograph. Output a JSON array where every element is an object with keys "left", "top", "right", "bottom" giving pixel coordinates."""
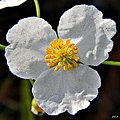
[
  {"left": 5, "top": 47, "right": 47, "bottom": 79},
  {"left": 5, "top": 17, "right": 57, "bottom": 79},
  {"left": 0, "top": 0, "right": 27, "bottom": 9},
  {"left": 100, "top": 19, "right": 116, "bottom": 38},
  {"left": 6, "top": 17, "right": 57, "bottom": 52},
  {"left": 58, "top": 5, "right": 116, "bottom": 66},
  {"left": 32, "top": 64, "right": 101, "bottom": 115}
]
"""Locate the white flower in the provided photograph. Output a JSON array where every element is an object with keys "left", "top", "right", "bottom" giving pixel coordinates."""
[
  {"left": 5, "top": 5, "right": 116, "bottom": 115},
  {"left": 0, "top": 0, "right": 27, "bottom": 9}
]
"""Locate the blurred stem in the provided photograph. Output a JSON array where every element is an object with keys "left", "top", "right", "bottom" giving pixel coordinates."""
[
  {"left": 20, "top": 80, "right": 36, "bottom": 120},
  {"left": 34, "top": 0, "right": 40, "bottom": 17},
  {"left": 102, "top": 61, "right": 120, "bottom": 66},
  {"left": 29, "top": 79, "right": 34, "bottom": 85},
  {"left": 0, "top": 44, "right": 6, "bottom": 50}
]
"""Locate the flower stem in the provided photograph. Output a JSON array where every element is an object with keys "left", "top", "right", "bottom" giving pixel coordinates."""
[
  {"left": 0, "top": 44, "right": 6, "bottom": 50},
  {"left": 20, "top": 80, "right": 36, "bottom": 120},
  {"left": 29, "top": 79, "right": 34, "bottom": 85},
  {"left": 34, "top": 0, "right": 40, "bottom": 17},
  {"left": 102, "top": 61, "right": 120, "bottom": 66}
]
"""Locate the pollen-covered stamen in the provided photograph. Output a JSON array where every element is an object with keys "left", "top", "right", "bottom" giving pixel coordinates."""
[{"left": 44, "top": 38, "right": 80, "bottom": 71}]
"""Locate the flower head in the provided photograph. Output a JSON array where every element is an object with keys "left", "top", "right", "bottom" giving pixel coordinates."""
[
  {"left": 0, "top": 0, "right": 27, "bottom": 9},
  {"left": 5, "top": 5, "right": 116, "bottom": 115},
  {"left": 45, "top": 38, "right": 80, "bottom": 71}
]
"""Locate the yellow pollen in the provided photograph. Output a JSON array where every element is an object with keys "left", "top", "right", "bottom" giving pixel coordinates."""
[
  {"left": 44, "top": 38, "right": 80, "bottom": 71},
  {"left": 54, "top": 62, "right": 61, "bottom": 71}
]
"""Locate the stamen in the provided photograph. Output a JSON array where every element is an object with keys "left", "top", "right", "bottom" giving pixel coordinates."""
[
  {"left": 44, "top": 59, "right": 51, "bottom": 63},
  {"left": 46, "top": 48, "right": 51, "bottom": 54},
  {"left": 44, "top": 38, "right": 80, "bottom": 71},
  {"left": 73, "top": 56, "right": 80, "bottom": 62},
  {"left": 54, "top": 62, "right": 61, "bottom": 71},
  {"left": 65, "top": 39, "right": 70, "bottom": 45},
  {"left": 71, "top": 60, "right": 78, "bottom": 67},
  {"left": 67, "top": 63, "right": 73, "bottom": 70},
  {"left": 63, "top": 65, "right": 68, "bottom": 71},
  {"left": 45, "top": 55, "right": 51, "bottom": 59}
]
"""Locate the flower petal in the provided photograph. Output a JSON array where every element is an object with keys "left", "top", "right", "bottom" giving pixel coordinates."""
[
  {"left": 0, "top": 0, "right": 27, "bottom": 9},
  {"left": 5, "top": 47, "right": 47, "bottom": 79},
  {"left": 5, "top": 17, "right": 57, "bottom": 79},
  {"left": 32, "top": 64, "right": 101, "bottom": 115},
  {"left": 58, "top": 5, "right": 116, "bottom": 66}
]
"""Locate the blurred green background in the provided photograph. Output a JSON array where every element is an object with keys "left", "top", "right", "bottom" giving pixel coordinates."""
[{"left": 0, "top": 0, "right": 120, "bottom": 120}]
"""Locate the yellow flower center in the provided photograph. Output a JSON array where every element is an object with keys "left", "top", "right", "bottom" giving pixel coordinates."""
[{"left": 44, "top": 38, "right": 80, "bottom": 71}]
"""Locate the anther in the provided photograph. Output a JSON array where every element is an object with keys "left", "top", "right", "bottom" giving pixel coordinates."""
[
  {"left": 54, "top": 62, "right": 61, "bottom": 71},
  {"left": 72, "top": 61, "right": 78, "bottom": 67},
  {"left": 44, "top": 59, "right": 51, "bottom": 63},
  {"left": 46, "top": 48, "right": 51, "bottom": 54}
]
